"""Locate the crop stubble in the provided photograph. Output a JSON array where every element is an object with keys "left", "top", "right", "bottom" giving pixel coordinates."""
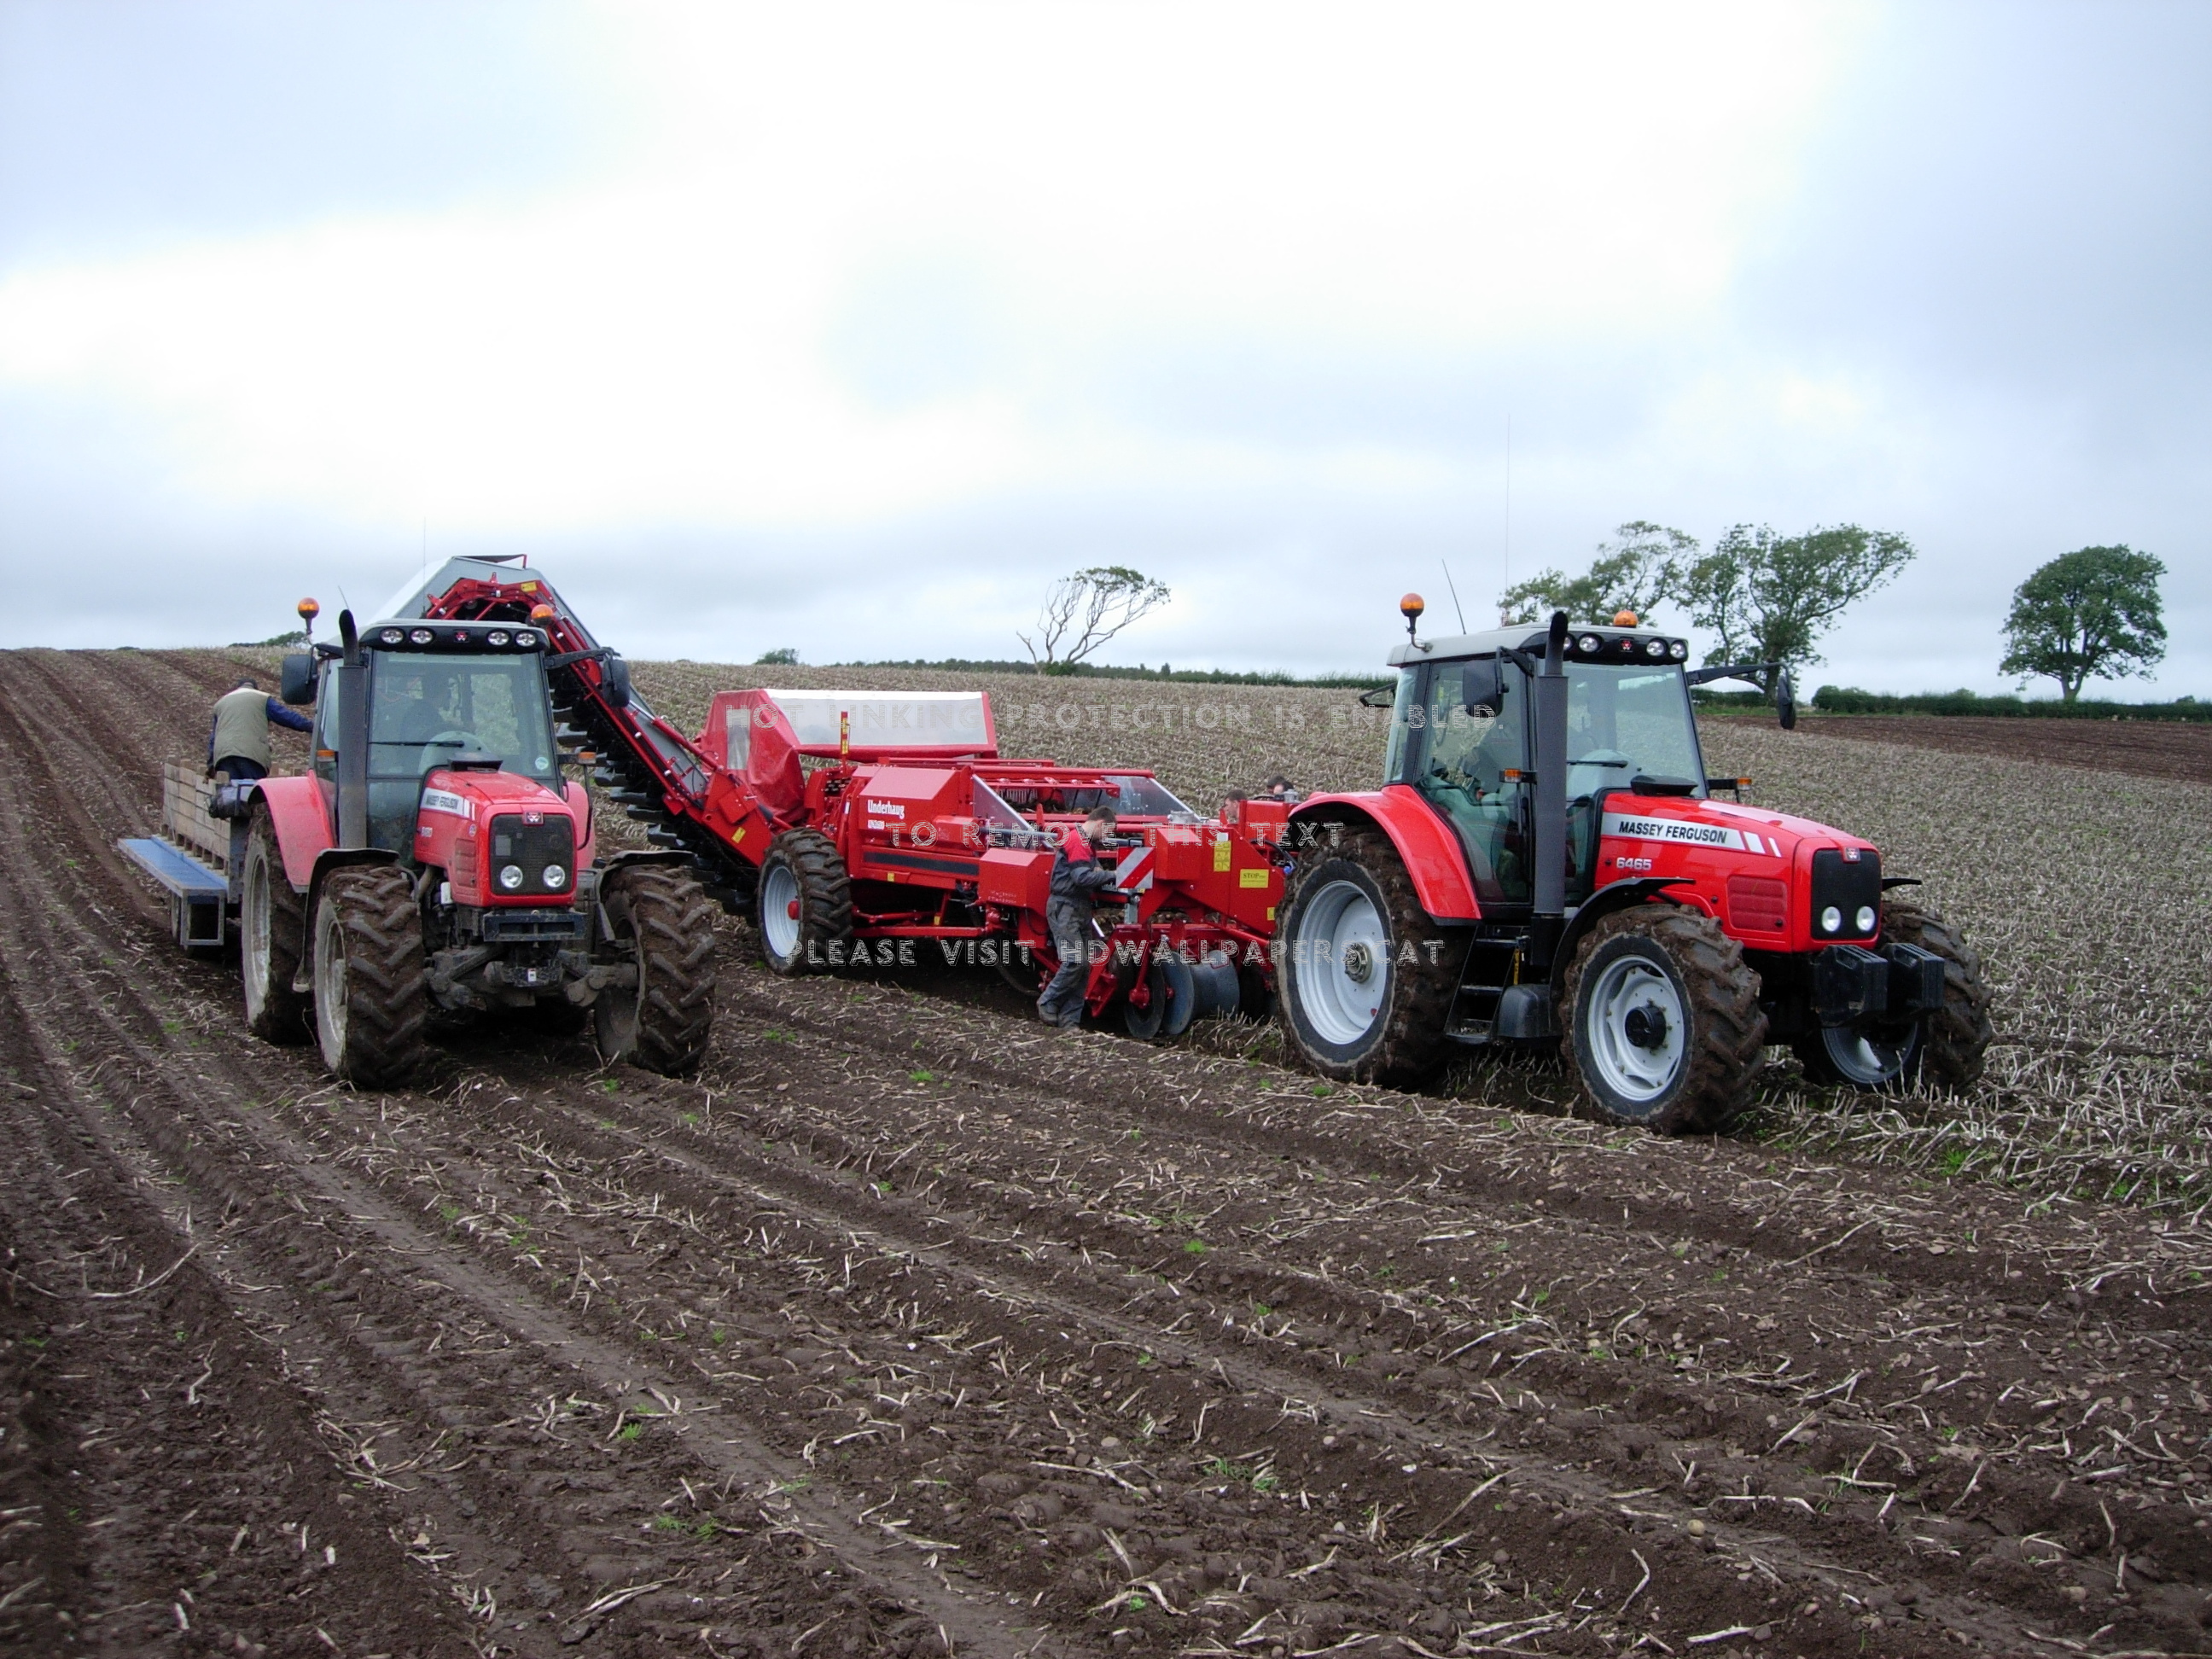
[{"left": 0, "top": 646, "right": 2209, "bottom": 1658}]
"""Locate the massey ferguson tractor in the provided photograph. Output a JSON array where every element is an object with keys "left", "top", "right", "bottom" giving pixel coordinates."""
[
  {"left": 127, "top": 592, "right": 718, "bottom": 1087},
  {"left": 1272, "top": 599, "right": 1994, "bottom": 1132}
]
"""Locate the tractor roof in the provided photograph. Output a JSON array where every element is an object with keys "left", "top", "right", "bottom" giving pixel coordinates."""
[{"left": 1386, "top": 622, "right": 1671, "bottom": 667}]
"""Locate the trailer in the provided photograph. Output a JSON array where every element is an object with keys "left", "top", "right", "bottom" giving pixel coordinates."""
[{"left": 119, "top": 762, "right": 250, "bottom": 952}]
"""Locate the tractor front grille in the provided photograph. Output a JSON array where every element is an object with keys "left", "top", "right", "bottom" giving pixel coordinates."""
[
  {"left": 1808, "top": 847, "right": 1881, "bottom": 941},
  {"left": 488, "top": 813, "right": 576, "bottom": 898}
]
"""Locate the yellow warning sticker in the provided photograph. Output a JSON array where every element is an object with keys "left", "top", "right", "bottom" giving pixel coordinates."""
[
  {"left": 1213, "top": 838, "right": 1231, "bottom": 871},
  {"left": 1239, "top": 868, "right": 1269, "bottom": 888},
  {"left": 729, "top": 826, "right": 746, "bottom": 846},
  {"left": 1266, "top": 905, "right": 1277, "bottom": 922}
]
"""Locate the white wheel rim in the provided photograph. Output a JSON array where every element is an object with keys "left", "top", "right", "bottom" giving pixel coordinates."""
[
  {"left": 1294, "top": 878, "right": 1389, "bottom": 1047},
  {"left": 1821, "top": 1023, "right": 1910, "bottom": 1085},
  {"left": 315, "top": 902, "right": 348, "bottom": 1065},
  {"left": 243, "top": 853, "right": 271, "bottom": 1012},
  {"left": 760, "top": 863, "right": 801, "bottom": 959},
  {"left": 1583, "top": 953, "right": 1688, "bottom": 1105}
]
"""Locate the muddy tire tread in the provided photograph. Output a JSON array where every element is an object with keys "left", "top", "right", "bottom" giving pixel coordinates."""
[
  {"left": 1276, "top": 825, "right": 1458, "bottom": 1086},
  {"left": 759, "top": 829, "right": 853, "bottom": 977},
  {"left": 1884, "top": 896, "right": 1994, "bottom": 1089},
  {"left": 317, "top": 864, "right": 428, "bottom": 1088},
  {"left": 1561, "top": 905, "right": 1767, "bottom": 1134},
  {"left": 242, "top": 810, "right": 310, "bottom": 1044},
  {"left": 608, "top": 864, "right": 718, "bottom": 1074}
]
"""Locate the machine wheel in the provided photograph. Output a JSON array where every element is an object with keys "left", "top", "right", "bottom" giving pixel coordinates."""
[
  {"left": 594, "top": 864, "right": 718, "bottom": 1074},
  {"left": 1123, "top": 960, "right": 1172, "bottom": 1040},
  {"left": 1274, "top": 827, "right": 1458, "bottom": 1084},
  {"left": 755, "top": 830, "right": 853, "bottom": 975},
  {"left": 241, "top": 811, "right": 310, "bottom": 1044},
  {"left": 311, "top": 864, "right": 428, "bottom": 1087},
  {"left": 1796, "top": 1022, "right": 1917, "bottom": 1091},
  {"left": 1562, "top": 905, "right": 1767, "bottom": 1134},
  {"left": 1884, "top": 896, "right": 1993, "bottom": 1090},
  {"left": 994, "top": 940, "right": 1045, "bottom": 997}
]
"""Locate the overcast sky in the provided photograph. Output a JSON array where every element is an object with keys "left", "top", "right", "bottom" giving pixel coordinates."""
[{"left": 2, "top": 1, "right": 2204, "bottom": 695}]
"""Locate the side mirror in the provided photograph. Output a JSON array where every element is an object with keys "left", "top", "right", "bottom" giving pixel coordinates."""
[
  {"left": 1776, "top": 667, "right": 1797, "bottom": 731},
  {"left": 279, "top": 653, "right": 317, "bottom": 706},
  {"left": 602, "top": 654, "right": 632, "bottom": 712},
  {"left": 1463, "top": 659, "right": 1509, "bottom": 717}
]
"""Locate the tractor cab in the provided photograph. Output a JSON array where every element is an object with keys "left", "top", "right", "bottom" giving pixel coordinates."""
[
  {"left": 1383, "top": 624, "right": 1700, "bottom": 910},
  {"left": 299, "top": 620, "right": 566, "bottom": 855}
]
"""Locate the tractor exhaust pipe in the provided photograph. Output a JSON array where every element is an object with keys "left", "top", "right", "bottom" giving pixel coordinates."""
[
  {"left": 1530, "top": 610, "right": 1571, "bottom": 963},
  {"left": 335, "top": 608, "right": 370, "bottom": 850}
]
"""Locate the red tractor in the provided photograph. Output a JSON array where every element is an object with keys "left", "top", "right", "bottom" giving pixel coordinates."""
[
  {"left": 1273, "top": 601, "right": 1993, "bottom": 1132},
  {"left": 223, "top": 602, "right": 716, "bottom": 1086}
]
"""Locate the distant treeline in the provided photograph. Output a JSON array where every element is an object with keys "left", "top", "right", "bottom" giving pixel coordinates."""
[
  {"left": 841, "top": 657, "right": 1392, "bottom": 690},
  {"left": 1693, "top": 684, "right": 2210, "bottom": 721}
]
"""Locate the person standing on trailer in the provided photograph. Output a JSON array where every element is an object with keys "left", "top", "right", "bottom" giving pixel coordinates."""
[
  {"left": 1037, "top": 805, "right": 1121, "bottom": 1029},
  {"left": 207, "top": 675, "right": 312, "bottom": 781}
]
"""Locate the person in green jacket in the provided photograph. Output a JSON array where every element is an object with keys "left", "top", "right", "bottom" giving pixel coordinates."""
[{"left": 207, "top": 676, "right": 311, "bottom": 782}]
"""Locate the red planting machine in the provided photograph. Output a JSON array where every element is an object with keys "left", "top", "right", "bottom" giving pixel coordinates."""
[{"left": 412, "top": 559, "right": 1286, "bottom": 1040}]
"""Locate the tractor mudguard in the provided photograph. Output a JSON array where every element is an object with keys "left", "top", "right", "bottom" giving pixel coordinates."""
[
  {"left": 600, "top": 848, "right": 696, "bottom": 872},
  {"left": 251, "top": 775, "right": 335, "bottom": 890},
  {"left": 1289, "top": 787, "right": 1481, "bottom": 923},
  {"left": 1551, "top": 876, "right": 1693, "bottom": 989}
]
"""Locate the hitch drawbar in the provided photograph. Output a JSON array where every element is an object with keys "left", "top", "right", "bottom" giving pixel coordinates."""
[{"left": 1811, "top": 941, "right": 1947, "bottom": 1027}]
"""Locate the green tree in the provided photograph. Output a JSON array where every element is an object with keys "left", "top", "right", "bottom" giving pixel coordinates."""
[
  {"left": 1681, "top": 523, "right": 1916, "bottom": 695},
  {"left": 754, "top": 646, "right": 801, "bottom": 666},
  {"left": 1018, "top": 566, "right": 1171, "bottom": 673},
  {"left": 1499, "top": 521, "right": 1697, "bottom": 626},
  {"left": 1998, "top": 545, "right": 2165, "bottom": 702}
]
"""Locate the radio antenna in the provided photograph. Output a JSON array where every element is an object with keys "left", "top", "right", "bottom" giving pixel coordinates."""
[{"left": 1440, "top": 559, "right": 1467, "bottom": 632}]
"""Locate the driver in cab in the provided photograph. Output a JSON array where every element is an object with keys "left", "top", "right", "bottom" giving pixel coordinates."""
[{"left": 375, "top": 666, "right": 469, "bottom": 760}]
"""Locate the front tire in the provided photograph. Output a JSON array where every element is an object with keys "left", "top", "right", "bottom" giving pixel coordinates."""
[
  {"left": 1888, "top": 897, "right": 1993, "bottom": 1089},
  {"left": 1274, "top": 827, "right": 1457, "bottom": 1084},
  {"left": 241, "top": 811, "right": 310, "bottom": 1045},
  {"left": 755, "top": 830, "right": 853, "bottom": 975},
  {"left": 1563, "top": 905, "right": 1767, "bottom": 1133},
  {"left": 312, "top": 864, "right": 428, "bottom": 1087},
  {"left": 595, "top": 864, "right": 717, "bottom": 1074}
]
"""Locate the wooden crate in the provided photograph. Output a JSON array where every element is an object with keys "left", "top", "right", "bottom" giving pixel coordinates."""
[{"left": 162, "top": 761, "right": 230, "bottom": 870}]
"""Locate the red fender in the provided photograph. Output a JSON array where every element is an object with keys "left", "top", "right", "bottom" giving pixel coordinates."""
[
  {"left": 253, "top": 775, "right": 335, "bottom": 890},
  {"left": 1288, "top": 786, "right": 1481, "bottom": 923}
]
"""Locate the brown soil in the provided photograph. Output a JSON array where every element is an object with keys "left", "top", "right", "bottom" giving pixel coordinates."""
[
  {"left": 1735, "top": 715, "right": 2212, "bottom": 789},
  {"left": 4, "top": 645, "right": 2212, "bottom": 1658}
]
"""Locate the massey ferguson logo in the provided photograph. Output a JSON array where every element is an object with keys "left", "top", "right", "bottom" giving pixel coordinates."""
[
  {"left": 420, "top": 788, "right": 469, "bottom": 817},
  {"left": 1601, "top": 811, "right": 1750, "bottom": 853}
]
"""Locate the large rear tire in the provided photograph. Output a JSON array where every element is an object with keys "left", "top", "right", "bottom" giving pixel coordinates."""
[
  {"left": 595, "top": 864, "right": 717, "bottom": 1074},
  {"left": 311, "top": 864, "right": 428, "bottom": 1087},
  {"left": 241, "top": 811, "right": 310, "bottom": 1045},
  {"left": 1885, "top": 896, "right": 1993, "bottom": 1090},
  {"left": 1274, "top": 827, "right": 1458, "bottom": 1085},
  {"left": 755, "top": 830, "right": 853, "bottom": 975},
  {"left": 1563, "top": 905, "right": 1767, "bottom": 1134}
]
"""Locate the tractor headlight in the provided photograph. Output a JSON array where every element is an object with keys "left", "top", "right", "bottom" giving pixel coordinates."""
[
  {"left": 498, "top": 864, "right": 525, "bottom": 891},
  {"left": 380, "top": 627, "right": 403, "bottom": 644},
  {"left": 1819, "top": 905, "right": 1842, "bottom": 934},
  {"left": 542, "top": 864, "right": 568, "bottom": 889},
  {"left": 515, "top": 630, "right": 537, "bottom": 648},
  {"left": 487, "top": 630, "right": 510, "bottom": 646},
  {"left": 1855, "top": 905, "right": 1877, "bottom": 934},
  {"left": 409, "top": 628, "right": 433, "bottom": 644},
  {"left": 1668, "top": 640, "right": 1688, "bottom": 660},
  {"left": 1578, "top": 634, "right": 1601, "bottom": 655},
  {"left": 1644, "top": 637, "right": 1666, "bottom": 658}
]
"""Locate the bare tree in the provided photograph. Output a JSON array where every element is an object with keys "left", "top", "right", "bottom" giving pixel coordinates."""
[{"left": 1018, "top": 566, "right": 1171, "bottom": 672}]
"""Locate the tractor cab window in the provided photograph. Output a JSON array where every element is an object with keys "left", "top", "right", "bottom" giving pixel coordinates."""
[
  {"left": 1408, "top": 657, "right": 1531, "bottom": 905},
  {"left": 1562, "top": 664, "right": 1708, "bottom": 901},
  {"left": 1563, "top": 665, "right": 1705, "bottom": 799},
  {"left": 363, "top": 652, "right": 558, "bottom": 852}
]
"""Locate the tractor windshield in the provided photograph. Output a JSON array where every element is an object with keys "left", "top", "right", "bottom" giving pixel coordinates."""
[
  {"left": 1563, "top": 664, "right": 1704, "bottom": 800},
  {"left": 362, "top": 652, "right": 558, "bottom": 850}
]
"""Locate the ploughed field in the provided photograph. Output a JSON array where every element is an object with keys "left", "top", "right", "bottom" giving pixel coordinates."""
[{"left": 2, "top": 647, "right": 2210, "bottom": 1659}]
